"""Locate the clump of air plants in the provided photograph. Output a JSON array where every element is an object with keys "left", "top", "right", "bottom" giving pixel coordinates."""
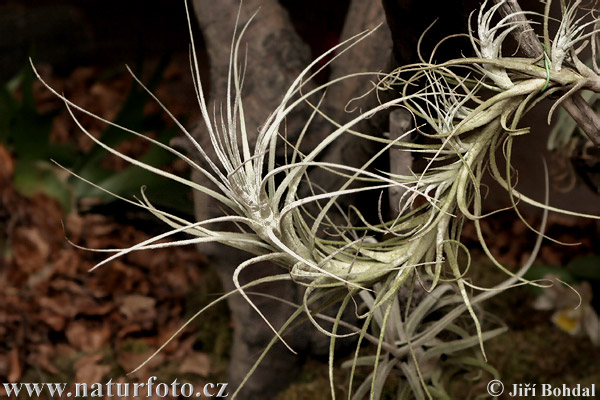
[{"left": 33, "top": 0, "right": 600, "bottom": 398}]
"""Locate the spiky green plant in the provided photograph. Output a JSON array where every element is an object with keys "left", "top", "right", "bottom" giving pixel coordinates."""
[{"left": 33, "top": 0, "right": 600, "bottom": 398}]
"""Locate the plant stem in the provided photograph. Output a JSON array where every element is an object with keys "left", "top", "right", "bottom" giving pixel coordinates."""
[{"left": 493, "top": 0, "right": 600, "bottom": 146}]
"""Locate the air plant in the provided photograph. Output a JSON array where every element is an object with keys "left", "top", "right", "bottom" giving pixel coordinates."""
[
  {"left": 32, "top": 0, "right": 600, "bottom": 398},
  {"left": 341, "top": 282, "right": 505, "bottom": 399}
]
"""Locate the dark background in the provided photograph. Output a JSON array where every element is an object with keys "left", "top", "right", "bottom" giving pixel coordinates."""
[{"left": 0, "top": 0, "right": 351, "bottom": 80}]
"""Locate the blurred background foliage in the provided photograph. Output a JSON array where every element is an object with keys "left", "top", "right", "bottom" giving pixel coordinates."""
[{"left": 0, "top": 59, "right": 194, "bottom": 216}]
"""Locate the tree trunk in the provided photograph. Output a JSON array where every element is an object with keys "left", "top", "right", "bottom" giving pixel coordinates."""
[{"left": 186, "top": 0, "right": 397, "bottom": 397}]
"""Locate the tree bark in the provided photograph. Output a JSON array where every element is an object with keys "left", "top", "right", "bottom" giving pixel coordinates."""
[
  {"left": 190, "top": 2, "right": 313, "bottom": 398},
  {"left": 186, "top": 1, "right": 393, "bottom": 398},
  {"left": 387, "top": 109, "right": 413, "bottom": 216},
  {"left": 493, "top": 0, "right": 600, "bottom": 146}
]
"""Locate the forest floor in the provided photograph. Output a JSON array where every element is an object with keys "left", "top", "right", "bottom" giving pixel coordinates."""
[{"left": 1, "top": 62, "right": 600, "bottom": 400}]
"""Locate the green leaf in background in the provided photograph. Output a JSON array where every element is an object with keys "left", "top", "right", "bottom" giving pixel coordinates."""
[
  {"left": 1, "top": 66, "right": 56, "bottom": 162},
  {"left": 525, "top": 256, "right": 600, "bottom": 298},
  {"left": 78, "top": 125, "right": 188, "bottom": 211},
  {"left": 69, "top": 55, "right": 194, "bottom": 216},
  {"left": 0, "top": 57, "right": 193, "bottom": 217},
  {"left": 567, "top": 255, "right": 600, "bottom": 281},
  {"left": 10, "top": 66, "right": 56, "bottom": 162},
  {"left": 13, "top": 160, "right": 72, "bottom": 212},
  {"left": 0, "top": 80, "right": 19, "bottom": 143},
  {"left": 71, "top": 56, "right": 172, "bottom": 191},
  {"left": 523, "top": 265, "right": 576, "bottom": 296},
  {"left": 0, "top": 65, "right": 68, "bottom": 209}
]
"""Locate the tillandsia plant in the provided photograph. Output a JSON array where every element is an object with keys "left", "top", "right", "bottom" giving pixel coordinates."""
[{"left": 32, "top": 0, "right": 600, "bottom": 398}]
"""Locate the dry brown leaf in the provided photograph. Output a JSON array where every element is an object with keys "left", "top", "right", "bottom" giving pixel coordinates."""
[
  {"left": 116, "top": 323, "right": 143, "bottom": 339},
  {"left": 64, "top": 213, "right": 84, "bottom": 244},
  {"left": 12, "top": 227, "right": 51, "bottom": 273},
  {"left": 541, "top": 246, "right": 564, "bottom": 266},
  {"left": 26, "top": 262, "right": 55, "bottom": 288},
  {"left": 155, "top": 302, "right": 182, "bottom": 323},
  {"left": 39, "top": 293, "right": 77, "bottom": 318},
  {"left": 75, "top": 353, "right": 111, "bottom": 385},
  {"left": 76, "top": 301, "right": 113, "bottom": 319},
  {"left": 82, "top": 214, "right": 116, "bottom": 238},
  {"left": 118, "top": 294, "right": 156, "bottom": 322},
  {"left": 50, "top": 250, "right": 82, "bottom": 276},
  {"left": 157, "top": 323, "right": 187, "bottom": 354},
  {"left": 39, "top": 314, "right": 67, "bottom": 331},
  {"left": 7, "top": 347, "right": 21, "bottom": 383},
  {"left": 126, "top": 246, "right": 169, "bottom": 270},
  {"left": 170, "top": 336, "right": 196, "bottom": 361},
  {"left": 116, "top": 348, "right": 164, "bottom": 378},
  {"left": 163, "top": 264, "right": 190, "bottom": 290},
  {"left": 26, "top": 344, "right": 58, "bottom": 375},
  {"left": 26, "top": 194, "right": 64, "bottom": 245},
  {"left": 87, "top": 261, "right": 142, "bottom": 297},
  {"left": 80, "top": 301, "right": 115, "bottom": 317},
  {"left": 0, "top": 144, "right": 14, "bottom": 183},
  {"left": 48, "top": 278, "right": 88, "bottom": 296},
  {"left": 54, "top": 343, "right": 77, "bottom": 358},
  {"left": 65, "top": 321, "right": 111, "bottom": 352},
  {"left": 179, "top": 352, "right": 211, "bottom": 377},
  {"left": 0, "top": 351, "right": 8, "bottom": 378},
  {"left": 90, "top": 81, "right": 126, "bottom": 122}
]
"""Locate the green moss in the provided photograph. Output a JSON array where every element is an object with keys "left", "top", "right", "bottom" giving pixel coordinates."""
[
  {"left": 486, "top": 322, "right": 600, "bottom": 386},
  {"left": 463, "top": 251, "right": 600, "bottom": 390}
]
